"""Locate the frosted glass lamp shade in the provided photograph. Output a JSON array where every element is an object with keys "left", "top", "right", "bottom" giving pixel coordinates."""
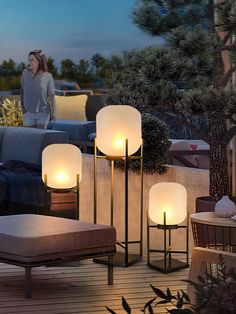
[
  {"left": 96, "top": 105, "right": 142, "bottom": 156},
  {"left": 149, "top": 182, "right": 187, "bottom": 225},
  {"left": 42, "top": 144, "right": 82, "bottom": 189}
]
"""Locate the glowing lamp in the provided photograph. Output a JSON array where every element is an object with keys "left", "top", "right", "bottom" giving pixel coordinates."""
[
  {"left": 149, "top": 182, "right": 187, "bottom": 225},
  {"left": 96, "top": 105, "right": 142, "bottom": 156},
  {"left": 42, "top": 144, "right": 82, "bottom": 189},
  {"left": 147, "top": 182, "right": 189, "bottom": 273},
  {"left": 94, "top": 105, "right": 143, "bottom": 267}
]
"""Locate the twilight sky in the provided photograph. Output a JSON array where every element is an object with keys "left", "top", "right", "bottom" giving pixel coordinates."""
[{"left": 0, "top": 0, "right": 162, "bottom": 66}]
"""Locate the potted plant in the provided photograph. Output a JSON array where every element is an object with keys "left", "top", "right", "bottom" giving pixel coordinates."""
[{"left": 106, "top": 0, "right": 236, "bottom": 205}]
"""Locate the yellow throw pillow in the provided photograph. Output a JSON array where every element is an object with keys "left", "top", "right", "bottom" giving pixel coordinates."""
[{"left": 55, "top": 95, "right": 88, "bottom": 121}]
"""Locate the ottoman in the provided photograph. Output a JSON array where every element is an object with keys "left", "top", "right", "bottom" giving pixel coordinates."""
[{"left": 0, "top": 214, "right": 116, "bottom": 298}]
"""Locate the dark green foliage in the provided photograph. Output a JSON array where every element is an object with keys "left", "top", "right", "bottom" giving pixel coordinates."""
[
  {"left": 106, "top": 256, "right": 236, "bottom": 314},
  {"left": 114, "top": 113, "right": 171, "bottom": 175},
  {"left": 175, "top": 87, "right": 236, "bottom": 116},
  {"left": 107, "top": 0, "right": 236, "bottom": 201},
  {"left": 186, "top": 255, "right": 236, "bottom": 314},
  {"left": 132, "top": 0, "right": 212, "bottom": 36},
  {"left": 47, "top": 57, "right": 57, "bottom": 77},
  {"left": 60, "top": 58, "right": 77, "bottom": 80},
  {"left": 106, "top": 46, "right": 184, "bottom": 110},
  {"left": 91, "top": 53, "right": 108, "bottom": 79},
  {"left": 215, "top": 0, "right": 236, "bottom": 33},
  {"left": 106, "top": 283, "right": 194, "bottom": 313}
]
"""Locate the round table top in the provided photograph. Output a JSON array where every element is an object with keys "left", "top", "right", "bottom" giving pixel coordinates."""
[{"left": 190, "top": 212, "right": 236, "bottom": 227}]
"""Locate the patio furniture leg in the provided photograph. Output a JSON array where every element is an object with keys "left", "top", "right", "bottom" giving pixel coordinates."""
[
  {"left": 25, "top": 267, "right": 32, "bottom": 298},
  {"left": 108, "top": 255, "right": 113, "bottom": 285}
]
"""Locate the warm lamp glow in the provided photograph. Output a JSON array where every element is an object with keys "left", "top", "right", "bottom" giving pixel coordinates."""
[
  {"left": 149, "top": 182, "right": 187, "bottom": 225},
  {"left": 96, "top": 105, "right": 142, "bottom": 156},
  {"left": 42, "top": 144, "right": 82, "bottom": 189}
]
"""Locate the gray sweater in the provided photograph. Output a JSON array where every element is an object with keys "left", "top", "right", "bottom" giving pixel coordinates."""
[{"left": 21, "top": 69, "right": 56, "bottom": 114}]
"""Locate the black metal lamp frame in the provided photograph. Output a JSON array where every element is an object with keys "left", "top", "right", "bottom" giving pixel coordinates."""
[
  {"left": 93, "top": 138, "right": 143, "bottom": 267},
  {"left": 147, "top": 211, "right": 189, "bottom": 273},
  {"left": 44, "top": 174, "right": 80, "bottom": 220}
]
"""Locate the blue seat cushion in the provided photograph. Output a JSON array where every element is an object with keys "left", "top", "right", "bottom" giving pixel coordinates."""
[
  {"left": 0, "top": 127, "right": 68, "bottom": 165},
  {"left": 48, "top": 120, "right": 96, "bottom": 141}
]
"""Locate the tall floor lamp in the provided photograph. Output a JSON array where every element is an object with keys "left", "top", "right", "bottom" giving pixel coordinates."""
[
  {"left": 42, "top": 144, "right": 82, "bottom": 220},
  {"left": 147, "top": 182, "right": 189, "bottom": 273},
  {"left": 94, "top": 105, "right": 143, "bottom": 267}
]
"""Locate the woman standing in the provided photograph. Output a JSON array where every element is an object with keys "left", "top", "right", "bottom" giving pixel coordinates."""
[{"left": 20, "top": 49, "right": 56, "bottom": 129}]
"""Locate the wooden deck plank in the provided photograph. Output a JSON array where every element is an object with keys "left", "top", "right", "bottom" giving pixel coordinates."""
[{"left": 0, "top": 258, "right": 189, "bottom": 314}]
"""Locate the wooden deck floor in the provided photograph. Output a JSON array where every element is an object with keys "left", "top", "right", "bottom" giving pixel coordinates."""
[{"left": 0, "top": 258, "right": 189, "bottom": 314}]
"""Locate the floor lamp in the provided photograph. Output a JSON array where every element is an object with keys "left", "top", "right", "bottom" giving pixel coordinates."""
[
  {"left": 147, "top": 182, "right": 189, "bottom": 273},
  {"left": 94, "top": 105, "right": 143, "bottom": 267},
  {"left": 42, "top": 144, "right": 82, "bottom": 220}
]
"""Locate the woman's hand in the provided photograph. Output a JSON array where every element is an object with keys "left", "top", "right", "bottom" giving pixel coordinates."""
[{"left": 50, "top": 112, "right": 56, "bottom": 121}]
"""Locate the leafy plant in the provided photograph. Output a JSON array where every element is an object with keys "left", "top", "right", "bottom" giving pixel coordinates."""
[
  {"left": 186, "top": 255, "right": 236, "bottom": 314},
  {"left": 106, "top": 284, "right": 193, "bottom": 313},
  {"left": 0, "top": 97, "right": 23, "bottom": 126},
  {"left": 106, "top": 255, "right": 236, "bottom": 314}
]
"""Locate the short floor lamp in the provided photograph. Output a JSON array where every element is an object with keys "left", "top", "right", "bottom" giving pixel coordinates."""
[
  {"left": 147, "top": 182, "right": 189, "bottom": 273},
  {"left": 94, "top": 105, "right": 143, "bottom": 267},
  {"left": 42, "top": 144, "right": 82, "bottom": 220}
]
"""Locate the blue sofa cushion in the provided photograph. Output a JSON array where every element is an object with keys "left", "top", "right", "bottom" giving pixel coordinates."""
[
  {"left": 48, "top": 119, "right": 96, "bottom": 141},
  {"left": 0, "top": 127, "right": 69, "bottom": 165}
]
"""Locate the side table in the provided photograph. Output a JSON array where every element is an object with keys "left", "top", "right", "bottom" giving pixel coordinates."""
[{"left": 191, "top": 212, "right": 236, "bottom": 251}]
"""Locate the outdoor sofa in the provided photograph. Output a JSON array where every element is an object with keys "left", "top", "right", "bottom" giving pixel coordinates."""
[{"left": 0, "top": 126, "right": 69, "bottom": 214}]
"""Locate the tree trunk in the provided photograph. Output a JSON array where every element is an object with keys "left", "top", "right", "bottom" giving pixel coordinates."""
[
  {"left": 209, "top": 143, "right": 229, "bottom": 201},
  {"left": 208, "top": 116, "right": 229, "bottom": 201}
]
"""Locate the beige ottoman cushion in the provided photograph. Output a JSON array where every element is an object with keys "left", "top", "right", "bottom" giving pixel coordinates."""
[{"left": 0, "top": 214, "right": 116, "bottom": 258}]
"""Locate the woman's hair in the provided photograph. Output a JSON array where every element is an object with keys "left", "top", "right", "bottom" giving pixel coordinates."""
[{"left": 28, "top": 49, "right": 48, "bottom": 75}]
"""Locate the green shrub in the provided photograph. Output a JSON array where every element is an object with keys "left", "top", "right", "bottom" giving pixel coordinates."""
[
  {"left": 114, "top": 113, "right": 171, "bottom": 175},
  {"left": 0, "top": 97, "right": 23, "bottom": 126}
]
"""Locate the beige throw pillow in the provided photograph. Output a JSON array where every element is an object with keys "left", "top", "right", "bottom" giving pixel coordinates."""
[{"left": 55, "top": 95, "right": 88, "bottom": 121}]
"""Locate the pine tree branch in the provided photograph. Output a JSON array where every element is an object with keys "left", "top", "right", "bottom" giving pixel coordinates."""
[
  {"left": 227, "top": 116, "right": 236, "bottom": 125},
  {"left": 159, "top": 112, "right": 211, "bottom": 144}
]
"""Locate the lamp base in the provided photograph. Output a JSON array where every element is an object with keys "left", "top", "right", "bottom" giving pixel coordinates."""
[
  {"left": 147, "top": 258, "right": 189, "bottom": 273},
  {"left": 93, "top": 251, "right": 142, "bottom": 267}
]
